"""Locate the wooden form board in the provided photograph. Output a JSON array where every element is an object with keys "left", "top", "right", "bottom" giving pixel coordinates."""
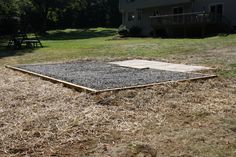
[
  {"left": 6, "top": 65, "right": 217, "bottom": 93},
  {"left": 6, "top": 65, "right": 98, "bottom": 93}
]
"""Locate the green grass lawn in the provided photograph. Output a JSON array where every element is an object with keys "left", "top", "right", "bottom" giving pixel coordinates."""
[{"left": 0, "top": 27, "right": 236, "bottom": 76}]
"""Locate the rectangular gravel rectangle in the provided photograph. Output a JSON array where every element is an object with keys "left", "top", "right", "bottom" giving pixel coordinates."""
[{"left": 14, "top": 61, "right": 212, "bottom": 92}]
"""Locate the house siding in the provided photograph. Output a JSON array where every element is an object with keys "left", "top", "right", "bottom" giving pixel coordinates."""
[
  {"left": 120, "top": 0, "right": 191, "bottom": 11},
  {"left": 193, "top": 0, "right": 236, "bottom": 26},
  {"left": 121, "top": 2, "right": 192, "bottom": 36},
  {"left": 141, "top": 3, "right": 192, "bottom": 35},
  {"left": 120, "top": 0, "right": 236, "bottom": 36}
]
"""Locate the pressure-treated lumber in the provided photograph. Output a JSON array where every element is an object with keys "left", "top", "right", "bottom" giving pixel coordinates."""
[
  {"left": 97, "top": 74, "right": 217, "bottom": 93},
  {"left": 6, "top": 65, "right": 98, "bottom": 93}
]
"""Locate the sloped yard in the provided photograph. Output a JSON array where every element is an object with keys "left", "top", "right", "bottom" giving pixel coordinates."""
[{"left": 0, "top": 29, "right": 236, "bottom": 156}]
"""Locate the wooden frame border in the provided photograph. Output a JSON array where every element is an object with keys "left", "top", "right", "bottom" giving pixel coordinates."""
[
  {"left": 5, "top": 65, "right": 98, "bottom": 93},
  {"left": 6, "top": 65, "right": 217, "bottom": 94},
  {"left": 97, "top": 74, "right": 217, "bottom": 93}
]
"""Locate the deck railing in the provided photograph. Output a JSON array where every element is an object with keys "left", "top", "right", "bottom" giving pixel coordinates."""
[{"left": 150, "top": 12, "right": 228, "bottom": 28}]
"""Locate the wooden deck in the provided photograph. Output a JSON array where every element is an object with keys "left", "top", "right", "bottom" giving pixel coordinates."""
[{"left": 150, "top": 12, "right": 231, "bottom": 36}]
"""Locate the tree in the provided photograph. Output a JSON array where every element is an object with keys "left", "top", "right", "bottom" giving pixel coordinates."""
[
  {"left": 0, "top": 0, "right": 19, "bottom": 16},
  {"left": 0, "top": 0, "right": 121, "bottom": 35},
  {"left": 28, "top": 0, "right": 86, "bottom": 31},
  {"left": 74, "top": 0, "right": 121, "bottom": 28},
  {"left": 0, "top": 0, "right": 21, "bottom": 35}
]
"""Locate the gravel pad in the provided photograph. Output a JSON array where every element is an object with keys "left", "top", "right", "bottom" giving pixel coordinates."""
[{"left": 17, "top": 61, "right": 208, "bottom": 91}]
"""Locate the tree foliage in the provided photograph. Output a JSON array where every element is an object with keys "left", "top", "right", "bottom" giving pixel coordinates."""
[
  {"left": 0, "top": 0, "right": 121, "bottom": 34},
  {"left": 0, "top": 0, "right": 19, "bottom": 16}
]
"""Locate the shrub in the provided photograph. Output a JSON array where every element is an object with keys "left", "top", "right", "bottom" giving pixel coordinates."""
[
  {"left": 129, "top": 26, "right": 142, "bottom": 37},
  {"left": 151, "top": 29, "right": 167, "bottom": 38},
  {"left": 118, "top": 25, "right": 142, "bottom": 37},
  {"left": 118, "top": 25, "right": 129, "bottom": 36}
]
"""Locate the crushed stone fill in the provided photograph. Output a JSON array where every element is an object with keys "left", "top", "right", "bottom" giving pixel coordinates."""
[{"left": 17, "top": 61, "right": 209, "bottom": 91}]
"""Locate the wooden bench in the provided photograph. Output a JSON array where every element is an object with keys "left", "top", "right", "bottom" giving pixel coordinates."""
[
  {"left": 22, "top": 39, "right": 43, "bottom": 48},
  {"left": 8, "top": 32, "right": 43, "bottom": 49}
]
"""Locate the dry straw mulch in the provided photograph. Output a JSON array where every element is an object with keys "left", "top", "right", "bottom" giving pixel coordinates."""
[{"left": 0, "top": 67, "right": 236, "bottom": 157}]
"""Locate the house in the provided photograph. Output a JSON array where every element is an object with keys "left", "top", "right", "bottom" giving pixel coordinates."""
[{"left": 119, "top": 0, "right": 236, "bottom": 36}]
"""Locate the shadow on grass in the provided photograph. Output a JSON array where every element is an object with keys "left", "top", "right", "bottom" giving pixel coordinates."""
[
  {"left": 41, "top": 29, "right": 117, "bottom": 40},
  {"left": 0, "top": 43, "right": 44, "bottom": 60},
  {"left": 0, "top": 28, "right": 116, "bottom": 59},
  {"left": 0, "top": 34, "right": 47, "bottom": 59}
]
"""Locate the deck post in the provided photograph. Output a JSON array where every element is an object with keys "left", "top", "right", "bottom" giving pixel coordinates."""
[
  {"left": 201, "top": 12, "right": 206, "bottom": 37},
  {"left": 184, "top": 27, "right": 187, "bottom": 37},
  {"left": 183, "top": 15, "right": 187, "bottom": 37}
]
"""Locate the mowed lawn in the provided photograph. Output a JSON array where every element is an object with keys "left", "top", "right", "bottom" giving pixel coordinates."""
[
  {"left": 0, "top": 28, "right": 236, "bottom": 157},
  {"left": 0, "top": 28, "right": 236, "bottom": 68}
]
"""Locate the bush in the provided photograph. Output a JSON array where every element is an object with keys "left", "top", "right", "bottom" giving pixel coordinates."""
[
  {"left": 151, "top": 29, "right": 167, "bottom": 38},
  {"left": 129, "top": 26, "right": 142, "bottom": 37},
  {"left": 118, "top": 25, "right": 129, "bottom": 36},
  {"left": 118, "top": 25, "right": 142, "bottom": 37}
]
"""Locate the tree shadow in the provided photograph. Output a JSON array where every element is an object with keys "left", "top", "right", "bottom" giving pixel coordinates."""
[
  {"left": 0, "top": 28, "right": 117, "bottom": 59},
  {"left": 0, "top": 42, "right": 45, "bottom": 59},
  {"left": 41, "top": 28, "right": 117, "bottom": 40}
]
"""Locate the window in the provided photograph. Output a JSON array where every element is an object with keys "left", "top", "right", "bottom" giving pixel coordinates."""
[
  {"left": 210, "top": 4, "right": 223, "bottom": 14},
  {"left": 137, "top": 9, "right": 142, "bottom": 21},
  {"left": 173, "top": 6, "right": 184, "bottom": 14},
  {"left": 210, "top": 5, "right": 216, "bottom": 13},
  {"left": 173, "top": 6, "right": 184, "bottom": 23},
  {"left": 128, "top": 12, "right": 135, "bottom": 21},
  {"left": 127, "top": 0, "right": 135, "bottom": 3},
  {"left": 153, "top": 10, "right": 160, "bottom": 16},
  {"left": 123, "top": 13, "right": 126, "bottom": 23}
]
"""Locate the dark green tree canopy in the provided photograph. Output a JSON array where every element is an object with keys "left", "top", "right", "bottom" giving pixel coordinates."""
[{"left": 0, "top": 0, "right": 121, "bottom": 35}]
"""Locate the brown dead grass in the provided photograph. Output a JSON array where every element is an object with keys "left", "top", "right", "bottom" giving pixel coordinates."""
[
  {"left": 0, "top": 65, "right": 236, "bottom": 157},
  {"left": 168, "top": 46, "right": 236, "bottom": 67}
]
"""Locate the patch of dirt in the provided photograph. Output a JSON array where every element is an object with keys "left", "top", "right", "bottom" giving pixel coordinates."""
[
  {"left": 0, "top": 66, "right": 236, "bottom": 157},
  {"left": 168, "top": 46, "right": 236, "bottom": 68}
]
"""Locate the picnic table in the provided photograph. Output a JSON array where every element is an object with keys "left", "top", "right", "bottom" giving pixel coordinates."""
[{"left": 8, "top": 32, "right": 43, "bottom": 49}]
